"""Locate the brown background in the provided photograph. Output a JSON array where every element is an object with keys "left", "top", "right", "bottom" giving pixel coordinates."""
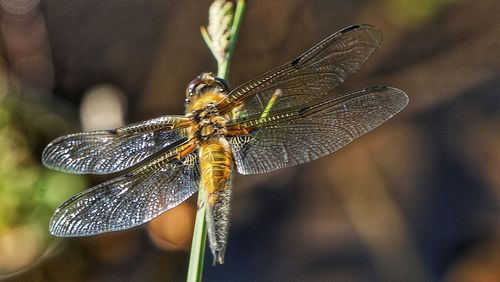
[{"left": 1, "top": 0, "right": 499, "bottom": 281}]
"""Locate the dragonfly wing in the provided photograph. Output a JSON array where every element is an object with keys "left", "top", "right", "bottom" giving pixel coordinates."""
[
  {"left": 228, "top": 86, "right": 408, "bottom": 175},
  {"left": 42, "top": 115, "right": 190, "bottom": 174},
  {"left": 49, "top": 145, "right": 199, "bottom": 236},
  {"left": 218, "top": 24, "right": 382, "bottom": 117}
]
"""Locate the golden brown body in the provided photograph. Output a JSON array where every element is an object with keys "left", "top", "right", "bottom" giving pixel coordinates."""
[
  {"left": 199, "top": 138, "right": 232, "bottom": 205},
  {"left": 186, "top": 83, "right": 234, "bottom": 264},
  {"left": 187, "top": 89, "right": 233, "bottom": 203}
]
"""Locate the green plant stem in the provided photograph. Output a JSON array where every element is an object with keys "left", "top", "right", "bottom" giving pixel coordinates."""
[
  {"left": 186, "top": 187, "right": 207, "bottom": 282},
  {"left": 187, "top": 1, "right": 246, "bottom": 282}
]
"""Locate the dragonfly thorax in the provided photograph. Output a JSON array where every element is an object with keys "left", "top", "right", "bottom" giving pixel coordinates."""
[
  {"left": 185, "top": 73, "right": 231, "bottom": 142},
  {"left": 189, "top": 108, "right": 228, "bottom": 141}
]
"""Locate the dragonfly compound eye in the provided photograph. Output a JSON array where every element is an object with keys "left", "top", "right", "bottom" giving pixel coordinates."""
[
  {"left": 186, "top": 72, "right": 229, "bottom": 100},
  {"left": 213, "top": 76, "right": 229, "bottom": 93}
]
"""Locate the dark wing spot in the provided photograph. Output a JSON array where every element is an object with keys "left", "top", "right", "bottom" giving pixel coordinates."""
[{"left": 340, "top": 24, "right": 361, "bottom": 34}]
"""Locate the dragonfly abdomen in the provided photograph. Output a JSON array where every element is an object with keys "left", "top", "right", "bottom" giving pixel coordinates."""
[
  {"left": 199, "top": 138, "right": 232, "bottom": 199},
  {"left": 199, "top": 137, "right": 233, "bottom": 264}
]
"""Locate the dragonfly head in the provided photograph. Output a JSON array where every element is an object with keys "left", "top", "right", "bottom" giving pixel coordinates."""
[{"left": 185, "top": 72, "right": 229, "bottom": 105}]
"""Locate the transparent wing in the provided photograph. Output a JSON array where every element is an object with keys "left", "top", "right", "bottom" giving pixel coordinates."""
[
  {"left": 217, "top": 24, "right": 382, "bottom": 117},
  {"left": 42, "top": 115, "right": 191, "bottom": 174},
  {"left": 227, "top": 86, "right": 408, "bottom": 175},
  {"left": 49, "top": 145, "right": 199, "bottom": 236}
]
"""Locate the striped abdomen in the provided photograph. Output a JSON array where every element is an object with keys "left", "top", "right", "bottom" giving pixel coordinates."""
[{"left": 199, "top": 137, "right": 233, "bottom": 264}]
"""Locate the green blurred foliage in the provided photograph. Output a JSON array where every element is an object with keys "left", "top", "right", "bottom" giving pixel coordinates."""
[
  {"left": 384, "top": 0, "right": 457, "bottom": 26},
  {"left": 0, "top": 94, "right": 87, "bottom": 274}
]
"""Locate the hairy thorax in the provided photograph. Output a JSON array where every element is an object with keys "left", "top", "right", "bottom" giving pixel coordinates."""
[{"left": 187, "top": 91, "right": 229, "bottom": 142}]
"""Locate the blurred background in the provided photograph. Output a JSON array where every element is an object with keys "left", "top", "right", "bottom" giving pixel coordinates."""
[{"left": 0, "top": 0, "right": 499, "bottom": 281}]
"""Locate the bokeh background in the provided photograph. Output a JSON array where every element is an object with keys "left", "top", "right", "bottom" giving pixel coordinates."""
[{"left": 1, "top": 0, "right": 499, "bottom": 281}]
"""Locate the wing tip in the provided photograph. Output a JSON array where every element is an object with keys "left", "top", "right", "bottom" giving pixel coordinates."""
[
  {"left": 41, "top": 138, "right": 78, "bottom": 173},
  {"left": 48, "top": 219, "right": 69, "bottom": 237},
  {"left": 49, "top": 215, "right": 109, "bottom": 238},
  {"left": 383, "top": 86, "right": 409, "bottom": 110},
  {"left": 364, "top": 85, "right": 409, "bottom": 109},
  {"left": 341, "top": 24, "right": 382, "bottom": 45},
  {"left": 49, "top": 227, "right": 95, "bottom": 238},
  {"left": 41, "top": 141, "right": 55, "bottom": 166}
]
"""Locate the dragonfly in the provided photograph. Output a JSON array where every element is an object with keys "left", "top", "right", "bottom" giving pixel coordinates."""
[{"left": 42, "top": 24, "right": 408, "bottom": 265}]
